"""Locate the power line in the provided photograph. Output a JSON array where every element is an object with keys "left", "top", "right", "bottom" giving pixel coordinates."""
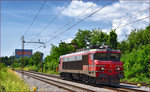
[
  {"left": 48, "top": 7, "right": 149, "bottom": 38},
  {"left": 45, "top": 0, "right": 114, "bottom": 44},
  {"left": 36, "top": 15, "right": 149, "bottom": 51},
  {"left": 34, "top": 0, "right": 115, "bottom": 50},
  {"left": 103, "top": 7, "right": 149, "bottom": 30},
  {"left": 30, "top": 1, "right": 72, "bottom": 42},
  {"left": 116, "top": 8, "right": 149, "bottom": 24},
  {"left": 34, "top": 1, "right": 149, "bottom": 51},
  {"left": 23, "top": 0, "right": 47, "bottom": 36},
  {"left": 40, "top": 1, "right": 97, "bottom": 42},
  {"left": 114, "top": 16, "right": 149, "bottom": 30},
  {"left": 105, "top": 7, "right": 149, "bottom": 33}
]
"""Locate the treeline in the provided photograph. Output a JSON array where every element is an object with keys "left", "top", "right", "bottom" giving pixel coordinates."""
[
  {"left": 1, "top": 56, "right": 15, "bottom": 67},
  {"left": 1, "top": 26, "right": 149, "bottom": 83},
  {"left": 44, "top": 29, "right": 118, "bottom": 73},
  {"left": 120, "top": 26, "right": 150, "bottom": 83},
  {"left": 1, "top": 51, "right": 44, "bottom": 72},
  {"left": 71, "top": 29, "right": 117, "bottom": 49},
  {"left": 44, "top": 26, "right": 149, "bottom": 82}
]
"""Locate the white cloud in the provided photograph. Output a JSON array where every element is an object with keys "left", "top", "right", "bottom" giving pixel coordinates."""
[
  {"left": 60, "top": 1, "right": 99, "bottom": 18},
  {"left": 102, "top": 29, "right": 109, "bottom": 34},
  {"left": 59, "top": 1, "right": 149, "bottom": 40},
  {"left": 64, "top": 38, "right": 73, "bottom": 43}
]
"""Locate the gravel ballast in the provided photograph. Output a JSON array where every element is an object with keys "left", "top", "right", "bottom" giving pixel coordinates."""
[
  {"left": 15, "top": 70, "right": 150, "bottom": 92},
  {"left": 15, "top": 71, "right": 115, "bottom": 92},
  {"left": 16, "top": 71, "right": 67, "bottom": 91}
]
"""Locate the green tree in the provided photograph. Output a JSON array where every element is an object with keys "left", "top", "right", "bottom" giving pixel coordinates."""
[
  {"left": 119, "top": 26, "right": 150, "bottom": 83},
  {"left": 30, "top": 51, "right": 43, "bottom": 66},
  {"left": 119, "top": 26, "right": 149, "bottom": 52},
  {"left": 44, "top": 42, "right": 74, "bottom": 71},
  {"left": 11, "top": 59, "right": 19, "bottom": 68},
  {"left": 91, "top": 29, "right": 109, "bottom": 46},
  {"left": 108, "top": 29, "right": 117, "bottom": 49},
  {"left": 72, "top": 29, "right": 91, "bottom": 49},
  {"left": 117, "top": 40, "right": 129, "bottom": 53},
  {"left": 127, "top": 27, "right": 149, "bottom": 51},
  {"left": 17, "top": 57, "right": 30, "bottom": 68},
  {"left": 121, "top": 45, "right": 149, "bottom": 81},
  {"left": 58, "top": 42, "right": 74, "bottom": 55},
  {"left": 1, "top": 56, "right": 13, "bottom": 66}
]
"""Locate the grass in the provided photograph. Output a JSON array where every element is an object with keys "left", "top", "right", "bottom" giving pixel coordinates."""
[
  {"left": 42, "top": 70, "right": 59, "bottom": 75},
  {"left": 0, "top": 68, "right": 30, "bottom": 91}
]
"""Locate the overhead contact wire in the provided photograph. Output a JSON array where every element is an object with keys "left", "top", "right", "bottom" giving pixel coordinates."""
[
  {"left": 114, "top": 16, "right": 150, "bottom": 30},
  {"left": 45, "top": 0, "right": 114, "bottom": 44},
  {"left": 30, "top": 1, "right": 72, "bottom": 42},
  {"left": 34, "top": 0, "right": 115, "bottom": 50},
  {"left": 35, "top": 16, "right": 149, "bottom": 51},
  {"left": 44, "top": 1, "right": 97, "bottom": 38},
  {"left": 23, "top": 0, "right": 47, "bottom": 36},
  {"left": 105, "top": 7, "right": 149, "bottom": 33}
]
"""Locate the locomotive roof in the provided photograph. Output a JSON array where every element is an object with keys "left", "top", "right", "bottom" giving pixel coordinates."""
[{"left": 60, "top": 49, "right": 121, "bottom": 58}]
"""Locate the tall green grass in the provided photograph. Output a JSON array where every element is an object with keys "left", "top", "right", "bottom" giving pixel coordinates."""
[{"left": 0, "top": 65, "right": 30, "bottom": 91}]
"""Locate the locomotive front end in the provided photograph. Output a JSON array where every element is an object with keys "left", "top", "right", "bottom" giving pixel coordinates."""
[{"left": 93, "top": 48, "right": 124, "bottom": 85}]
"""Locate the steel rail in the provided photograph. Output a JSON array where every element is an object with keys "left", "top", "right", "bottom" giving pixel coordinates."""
[
  {"left": 30, "top": 70, "right": 150, "bottom": 89},
  {"left": 15, "top": 70, "right": 148, "bottom": 92},
  {"left": 26, "top": 70, "right": 61, "bottom": 79},
  {"left": 23, "top": 70, "right": 149, "bottom": 91},
  {"left": 15, "top": 70, "right": 96, "bottom": 92},
  {"left": 102, "top": 85, "right": 147, "bottom": 92}
]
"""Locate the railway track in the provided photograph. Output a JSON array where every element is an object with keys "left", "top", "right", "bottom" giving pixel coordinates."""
[
  {"left": 15, "top": 70, "right": 149, "bottom": 92},
  {"left": 15, "top": 70, "right": 110, "bottom": 92}
]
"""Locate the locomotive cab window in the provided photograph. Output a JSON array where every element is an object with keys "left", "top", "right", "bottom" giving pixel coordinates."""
[
  {"left": 94, "top": 53, "right": 108, "bottom": 60},
  {"left": 93, "top": 53, "right": 121, "bottom": 61},
  {"left": 109, "top": 53, "right": 121, "bottom": 61}
]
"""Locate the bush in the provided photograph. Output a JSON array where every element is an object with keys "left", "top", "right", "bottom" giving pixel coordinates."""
[
  {"left": 121, "top": 44, "right": 149, "bottom": 83},
  {"left": 0, "top": 63, "right": 7, "bottom": 72}
]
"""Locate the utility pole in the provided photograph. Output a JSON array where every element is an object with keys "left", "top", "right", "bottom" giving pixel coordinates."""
[
  {"left": 20, "top": 36, "right": 45, "bottom": 78},
  {"left": 21, "top": 36, "right": 24, "bottom": 79}
]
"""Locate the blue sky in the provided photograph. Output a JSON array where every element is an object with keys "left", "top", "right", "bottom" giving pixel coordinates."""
[{"left": 1, "top": 0, "right": 149, "bottom": 57}]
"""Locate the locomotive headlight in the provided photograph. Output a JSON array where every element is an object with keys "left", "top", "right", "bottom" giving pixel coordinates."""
[
  {"left": 117, "top": 67, "right": 120, "bottom": 71},
  {"left": 101, "top": 67, "right": 104, "bottom": 70}
]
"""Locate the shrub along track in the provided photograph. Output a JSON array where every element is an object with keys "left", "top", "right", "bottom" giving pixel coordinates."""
[{"left": 15, "top": 70, "right": 148, "bottom": 92}]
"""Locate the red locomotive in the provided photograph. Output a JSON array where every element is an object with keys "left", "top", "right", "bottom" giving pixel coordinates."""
[{"left": 59, "top": 45, "right": 124, "bottom": 85}]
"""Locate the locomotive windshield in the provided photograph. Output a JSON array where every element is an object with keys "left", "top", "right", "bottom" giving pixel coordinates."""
[{"left": 94, "top": 53, "right": 121, "bottom": 61}]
